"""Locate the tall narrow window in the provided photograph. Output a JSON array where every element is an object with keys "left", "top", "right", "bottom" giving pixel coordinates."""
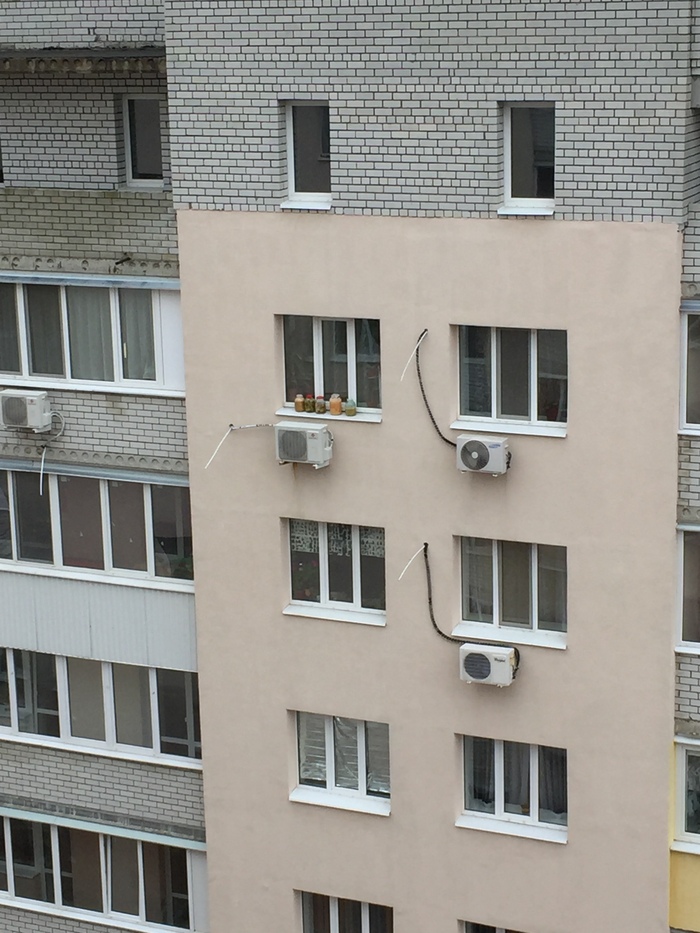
[
  {"left": 119, "top": 288, "right": 156, "bottom": 381},
  {"left": 67, "top": 657, "right": 106, "bottom": 742},
  {"left": 151, "top": 485, "right": 193, "bottom": 579},
  {"left": 58, "top": 827, "right": 103, "bottom": 912},
  {"left": 15, "top": 650, "right": 59, "bottom": 737},
  {"left": 11, "top": 819, "right": 54, "bottom": 902},
  {"left": 143, "top": 843, "right": 189, "bottom": 929},
  {"left": 126, "top": 98, "right": 163, "bottom": 182},
  {"left": 25, "top": 284, "right": 64, "bottom": 376},
  {"left": 287, "top": 103, "right": 331, "bottom": 198},
  {"left": 108, "top": 480, "right": 148, "bottom": 572},
  {"left": 0, "top": 470, "right": 11, "bottom": 560},
  {"left": 683, "top": 531, "right": 700, "bottom": 643},
  {"left": 13, "top": 471, "right": 53, "bottom": 563},
  {"left": 66, "top": 286, "right": 114, "bottom": 381},
  {"left": 156, "top": 669, "right": 201, "bottom": 759},
  {"left": 58, "top": 476, "right": 104, "bottom": 570},
  {"left": 505, "top": 104, "right": 555, "bottom": 209},
  {"left": 113, "top": 664, "right": 152, "bottom": 748},
  {"left": 0, "top": 282, "right": 20, "bottom": 374}
]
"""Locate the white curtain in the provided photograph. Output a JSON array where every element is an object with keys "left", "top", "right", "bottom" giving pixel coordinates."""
[
  {"left": 66, "top": 286, "right": 114, "bottom": 381},
  {"left": 119, "top": 289, "right": 155, "bottom": 380}
]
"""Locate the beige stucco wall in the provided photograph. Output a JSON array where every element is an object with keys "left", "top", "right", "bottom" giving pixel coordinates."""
[{"left": 179, "top": 211, "right": 680, "bottom": 933}]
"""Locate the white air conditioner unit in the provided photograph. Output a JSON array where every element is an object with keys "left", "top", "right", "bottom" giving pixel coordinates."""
[
  {"left": 0, "top": 390, "right": 52, "bottom": 432},
  {"left": 275, "top": 421, "right": 333, "bottom": 469},
  {"left": 456, "top": 434, "right": 509, "bottom": 475},
  {"left": 459, "top": 643, "right": 518, "bottom": 687}
]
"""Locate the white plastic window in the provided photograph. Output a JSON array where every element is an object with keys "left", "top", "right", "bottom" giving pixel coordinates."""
[{"left": 297, "top": 713, "right": 390, "bottom": 799}]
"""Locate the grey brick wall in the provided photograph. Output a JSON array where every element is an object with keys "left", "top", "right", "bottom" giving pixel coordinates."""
[
  {"left": 165, "top": 0, "right": 694, "bottom": 222},
  {"left": 677, "top": 655, "right": 700, "bottom": 724},
  {"left": 0, "top": 73, "right": 170, "bottom": 190},
  {"left": 0, "top": 1, "right": 163, "bottom": 48},
  {"left": 0, "top": 906, "right": 131, "bottom": 933},
  {"left": 679, "top": 436, "right": 700, "bottom": 517},
  {"left": 0, "top": 741, "right": 204, "bottom": 839},
  {"left": 0, "top": 390, "right": 188, "bottom": 474}
]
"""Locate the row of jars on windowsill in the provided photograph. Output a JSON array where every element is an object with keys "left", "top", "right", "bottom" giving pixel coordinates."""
[{"left": 294, "top": 394, "right": 357, "bottom": 417}]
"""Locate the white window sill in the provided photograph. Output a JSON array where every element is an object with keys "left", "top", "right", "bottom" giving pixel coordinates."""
[
  {"left": 289, "top": 786, "right": 391, "bottom": 816},
  {"left": 280, "top": 198, "right": 332, "bottom": 211},
  {"left": 450, "top": 418, "right": 567, "bottom": 438},
  {"left": 0, "top": 376, "right": 184, "bottom": 398},
  {"left": 0, "top": 561, "right": 194, "bottom": 593},
  {"left": 123, "top": 180, "right": 166, "bottom": 192},
  {"left": 451, "top": 621, "right": 566, "bottom": 650},
  {"left": 283, "top": 604, "right": 386, "bottom": 626},
  {"left": 679, "top": 426, "right": 700, "bottom": 436},
  {"left": 276, "top": 407, "right": 382, "bottom": 424},
  {"left": 497, "top": 204, "right": 555, "bottom": 217},
  {"left": 675, "top": 644, "right": 700, "bottom": 656},
  {"left": 455, "top": 812, "right": 567, "bottom": 843},
  {"left": 675, "top": 735, "right": 700, "bottom": 749},
  {"left": 0, "top": 731, "right": 203, "bottom": 770},
  {"left": 671, "top": 840, "right": 700, "bottom": 855},
  {"left": 0, "top": 896, "right": 191, "bottom": 933}
]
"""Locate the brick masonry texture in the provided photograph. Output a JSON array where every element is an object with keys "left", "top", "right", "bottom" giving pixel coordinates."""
[
  {"left": 0, "top": 740, "right": 204, "bottom": 838},
  {"left": 0, "top": 390, "right": 188, "bottom": 474},
  {"left": 676, "top": 655, "right": 700, "bottom": 723},
  {"left": 0, "top": 906, "right": 132, "bottom": 933},
  {"left": 0, "top": 0, "right": 163, "bottom": 48},
  {"left": 679, "top": 436, "right": 700, "bottom": 517}
]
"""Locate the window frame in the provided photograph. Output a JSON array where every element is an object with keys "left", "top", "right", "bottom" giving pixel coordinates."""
[
  {"left": 0, "top": 470, "right": 193, "bottom": 591},
  {"left": 675, "top": 739, "right": 700, "bottom": 849},
  {"left": 123, "top": 95, "right": 165, "bottom": 189},
  {"left": 285, "top": 519, "right": 386, "bottom": 626},
  {"left": 298, "top": 891, "right": 393, "bottom": 933},
  {"left": 458, "top": 736, "right": 568, "bottom": 843},
  {"left": 678, "top": 528, "right": 700, "bottom": 650},
  {"left": 283, "top": 101, "right": 332, "bottom": 209},
  {"left": 453, "top": 325, "right": 567, "bottom": 437},
  {"left": 453, "top": 536, "right": 567, "bottom": 650},
  {"left": 291, "top": 712, "right": 391, "bottom": 817},
  {"left": 681, "top": 304, "right": 700, "bottom": 433},
  {"left": 0, "top": 648, "right": 201, "bottom": 765},
  {"left": 501, "top": 102, "right": 555, "bottom": 216},
  {"left": 0, "top": 281, "right": 183, "bottom": 395},
  {"left": 0, "top": 811, "right": 204, "bottom": 931}
]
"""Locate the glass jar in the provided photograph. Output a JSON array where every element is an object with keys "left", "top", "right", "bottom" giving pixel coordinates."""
[
  {"left": 345, "top": 398, "right": 357, "bottom": 417},
  {"left": 294, "top": 394, "right": 305, "bottom": 412},
  {"left": 315, "top": 396, "right": 326, "bottom": 414},
  {"left": 329, "top": 393, "right": 342, "bottom": 415},
  {"left": 304, "top": 394, "right": 315, "bottom": 413}
]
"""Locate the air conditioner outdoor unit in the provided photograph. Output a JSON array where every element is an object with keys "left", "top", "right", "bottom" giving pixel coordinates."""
[
  {"left": 456, "top": 434, "right": 509, "bottom": 475},
  {"left": 0, "top": 390, "right": 52, "bottom": 432},
  {"left": 275, "top": 421, "right": 333, "bottom": 469},
  {"left": 459, "top": 643, "right": 518, "bottom": 687}
]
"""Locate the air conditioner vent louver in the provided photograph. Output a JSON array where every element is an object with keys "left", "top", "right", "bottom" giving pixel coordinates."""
[
  {"left": 274, "top": 421, "right": 333, "bottom": 469},
  {"left": 2, "top": 396, "right": 28, "bottom": 427},
  {"left": 278, "top": 428, "right": 308, "bottom": 462},
  {"left": 462, "top": 652, "right": 491, "bottom": 681},
  {"left": 0, "top": 390, "right": 52, "bottom": 432}
]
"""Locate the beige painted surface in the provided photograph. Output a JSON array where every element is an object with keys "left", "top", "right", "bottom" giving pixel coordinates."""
[{"left": 179, "top": 211, "right": 680, "bottom": 933}]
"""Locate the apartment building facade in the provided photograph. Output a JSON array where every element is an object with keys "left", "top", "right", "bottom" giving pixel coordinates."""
[{"left": 1, "top": 1, "right": 699, "bottom": 933}]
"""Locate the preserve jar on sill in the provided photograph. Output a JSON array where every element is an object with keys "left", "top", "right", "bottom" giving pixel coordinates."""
[
  {"left": 329, "top": 394, "right": 342, "bottom": 416},
  {"left": 304, "top": 394, "right": 315, "bottom": 413},
  {"left": 315, "top": 396, "right": 326, "bottom": 415},
  {"left": 345, "top": 398, "right": 357, "bottom": 417},
  {"left": 294, "top": 394, "right": 305, "bottom": 412}
]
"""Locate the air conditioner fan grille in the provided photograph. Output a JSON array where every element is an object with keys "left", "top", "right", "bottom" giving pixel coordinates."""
[
  {"left": 278, "top": 429, "right": 308, "bottom": 462},
  {"left": 2, "top": 396, "right": 28, "bottom": 427},
  {"left": 463, "top": 652, "right": 492, "bottom": 680},
  {"left": 461, "top": 439, "right": 490, "bottom": 471}
]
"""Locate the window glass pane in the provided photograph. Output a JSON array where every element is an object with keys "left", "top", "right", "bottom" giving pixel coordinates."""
[
  {"left": 0, "top": 818, "right": 7, "bottom": 891},
  {"left": 322, "top": 319, "right": 348, "bottom": 401},
  {"left": 108, "top": 481, "right": 147, "bottom": 572},
  {"left": 538, "top": 745, "right": 567, "bottom": 825},
  {"left": 25, "top": 284, "right": 64, "bottom": 375},
  {"left": 290, "top": 519, "right": 320, "bottom": 602},
  {"left": 465, "top": 736, "right": 494, "bottom": 813},
  {"left": 301, "top": 892, "right": 331, "bottom": 933},
  {"left": 11, "top": 819, "right": 54, "bottom": 902},
  {"left": 67, "top": 657, "right": 105, "bottom": 741},
  {"left": 14, "top": 471, "right": 52, "bottom": 563},
  {"left": 328, "top": 523, "right": 353, "bottom": 603},
  {"left": 292, "top": 105, "right": 331, "bottom": 193},
  {"left": 58, "top": 476, "right": 104, "bottom": 569},
  {"left": 459, "top": 326, "right": 491, "bottom": 417},
  {"left": 0, "top": 649, "right": 9, "bottom": 727},
  {"left": 0, "top": 471, "right": 12, "bottom": 559},
  {"left": 464, "top": 925, "right": 497, "bottom": 933},
  {"left": 113, "top": 663, "right": 152, "bottom": 747},
  {"left": 128, "top": 99, "right": 163, "bottom": 179},
  {"left": 143, "top": 843, "right": 189, "bottom": 928},
  {"left": 333, "top": 716, "right": 359, "bottom": 790},
  {"left": 338, "top": 898, "right": 362, "bottom": 933},
  {"left": 684, "top": 532, "right": 700, "bottom": 642},
  {"left": 537, "top": 329, "right": 567, "bottom": 422},
  {"left": 66, "top": 286, "right": 114, "bottom": 381},
  {"left": 369, "top": 904, "right": 394, "bottom": 933},
  {"left": 366, "top": 720, "right": 391, "bottom": 797},
  {"left": 110, "top": 836, "right": 139, "bottom": 915},
  {"left": 360, "top": 526, "right": 385, "bottom": 610},
  {"left": 510, "top": 106, "right": 555, "bottom": 199},
  {"left": 15, "top": 650, "right": 59, "bottom": 737},
  {"left": 298, "top": 712, "right": 327, "bottom": 787},
  {"left": 497, "top": 329, "right": 529, "bottom": 419},
  {"left": 537, "top": 544, "right": 567, "bottom": 632},
  {"left": 283, "top": 315, "right": 314, "bottom": 401},
  {"left": 687, "top": 753, "right": 700, "bottom": 833},
  {"left": 157, "top": 669, "right": 201, "bottom": 758},
  {"left": 0, "top": 283, "right": 20, "bottom": 373},
  {"left": 355, "top": 319, "right": 381, "bottom": 409},
  {"left": 58, "top": 827, "right": 102, "bottom": 912},
  {"left": 504, "top": 741, "right": 530, "bottom": 815},
  {"left": 688, "top": 315, "right": 700, "bottom": 423},
  {"left": 461, "top": 537, "right": 493, "bottom": 622},
  {"left": 500, "top": 541, "right": 531, "bottom": 628},
  {"left": 119, "top": 289, "right": 156, "bottom": 381},
  {"left": 151, "top": 485, "right": 193, "bottom": 579}
]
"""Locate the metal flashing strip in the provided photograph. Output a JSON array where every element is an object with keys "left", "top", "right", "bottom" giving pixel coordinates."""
[
  {"left": 0, "top": 457, "right": 188, "bottom": 486},
  {"left": 0, "top": 271, "right": 180, "bottom": 290},
  {"left": 681, "top": 300, "right": 700, "bottom": 312},
  {"left": 0, "top": 46, "right": 166, "bottom": 60}
]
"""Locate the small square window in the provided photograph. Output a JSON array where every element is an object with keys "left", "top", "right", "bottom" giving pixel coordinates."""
[
  {"left": 124, "top": 97, "right": 163, "bottom": 185},
  {"left": 284, "top": 102, "right": 331, "bottom": 206},
  {"left": 503, "top": 104, "right": 555, "bottom": 213}
]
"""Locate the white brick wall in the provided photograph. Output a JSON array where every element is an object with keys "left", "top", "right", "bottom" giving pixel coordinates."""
[{"left": 0, "top": 0, "right": 163, "bottom": 47}]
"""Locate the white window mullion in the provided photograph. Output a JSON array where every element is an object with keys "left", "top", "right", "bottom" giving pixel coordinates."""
[
  {"left": 151, "top": 291, "right": 165, "bottom": 385},
  {"left": 100, "top": 480, "right": 114, "bottom": 570},
  {"left": 682, "top": 313, "right": 691, "bottom": 428},
  {"left": 16, "top": 285, "right": 30, "bottom": 376},
  {"left": 494, "top": 740, "right": 505, "bottom": 818},
  {"left": 329, "top": 896, "right": 340, "bottom": 933},
  {"left": 55, "top": 656, "right": 71, "bottom": 740},
  {"left": 346, "top": 319, "right": 357, "bottom": 402},
  {"left": 351, "top": 525, "right": 362, "bottom": 608},
  {"left": 144, "top": 485, "right": 155, "bottom": 577},
  {"left": 319, "top": 522, "right": 330, "bottom": 604},
  {"left": 313, "top": 319, "right": 324, "bottom": 397},
  {"left": 492, "top": 539, "right": 501, "bottom": 626},
  {"left": 531, "top": 544, "right": 538, "bottom": 632},
  {"left": 6, "top": 471, "right": 18, "bottom": 561},
  {"left": 48, "top": 475, "right": 63, "bottom": 567},
  {"left": 110, "top": 289, "right": 123, "bottom": 384},
  {"left": 361, "top": 901, "right": 370, "bottom": 933},
  {"left": 530, "top": 744, "right": 539, "bottom": 823},
  {"left": 490, "top": 327, "right": 498, "bottom": 418},
  {"left": 137, "top": 840, "right": 146, "bottom": 921},
  {"left": 103, "top": 663, "right": 117, "bottom": 748},
  {"left": 185, "top": 850, "right": 195, "bottom": 932},
  {"left": 100, "top": 835, "right": 109, "bottom": 915},
  {"left": 7, "top": 648, "right": 18, "bottom": 732},
  {"left": 50, "top": 824, "right": 62, "bottom": 906},
  {"left": 325, "top": 716, "right": 336, "bottom": 790},
  {"left": 4, "top": 817, "right": 15, "bottom": 897},
  {"left": 59, "top": 286, "right": 71, "bottom": 379},
  {"left": 149, "top": 667, "right": 160, "bottom": 754},
  {"left": 357, "top": 720, "right": 368, "bottom": 796},
  {"left": 529, "top": 330, "right": 538, "bottom": 422}
]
